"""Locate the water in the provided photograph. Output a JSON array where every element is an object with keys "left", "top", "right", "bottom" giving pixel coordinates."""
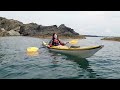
[{"left": 0, "top": 36, "right": 120, "bottom": 79}]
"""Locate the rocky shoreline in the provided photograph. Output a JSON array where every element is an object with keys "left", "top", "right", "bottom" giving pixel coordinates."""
[
  {"left": 101, "top": 37, "right": 120, "bottom": 42},
  {"left": 0, "top": 17, "right": 86, "bottom": 39}
]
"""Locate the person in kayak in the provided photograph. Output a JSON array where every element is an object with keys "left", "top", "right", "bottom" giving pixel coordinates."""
[{"left": 47, "top": 33, "right": 65, "bottom": 48}]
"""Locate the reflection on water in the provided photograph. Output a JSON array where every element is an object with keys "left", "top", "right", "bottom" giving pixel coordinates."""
[
  {"left": 64, "top": 55, "right": 98, "bottom": 78},
  {"left": 26, "top": 51, "right": 39, "bottom": 57},
  {"left": 49, "top": 50, "right": 98, "bottom": 79},
  {"left": 66, "top": 56, "right": 89, "bottom": 69}
]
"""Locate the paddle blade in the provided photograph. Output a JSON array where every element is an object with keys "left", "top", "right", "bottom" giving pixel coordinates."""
[
  {"left": 27, "top": 47, "right": 39, "bottom": 52},
  {"left": 69, "top": 39, "right": 78, "bottom": 44}
]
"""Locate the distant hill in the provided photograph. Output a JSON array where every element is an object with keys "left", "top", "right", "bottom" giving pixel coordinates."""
[{"left": 0, "top": 17, "right": 85, "bottom": 39}]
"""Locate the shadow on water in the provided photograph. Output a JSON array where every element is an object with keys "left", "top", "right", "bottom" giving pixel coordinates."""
[
  {"left": 49, "top": 50, "right": 90, "bottom": 69},
  {"left": 65, "top": 55, "right": 90, "bottom": 69},
  {"left": 65, "top": 55, "right": 98, "bottom": 78},
  {"left": 49, "top": 51, "right": 100, "bottom": 79}
]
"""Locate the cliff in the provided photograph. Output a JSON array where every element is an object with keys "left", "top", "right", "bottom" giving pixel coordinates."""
[{"left": 0, "top": 17, "right": 85, "bottom": 39}]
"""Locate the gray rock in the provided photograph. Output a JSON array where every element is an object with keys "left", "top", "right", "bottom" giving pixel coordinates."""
[
  {"left": 0, "top": 28, "right": 9, "bottom": 36},
  {"left": 8, "top": 30, "right": 20, "bottom": 36},
  {"left": 19, "top": 23, "right": 39, "bottom": 36},
  {"left": 0, "top": 17, "right": 85, "bottom": 39},
  {"left": 0, "top": 17, "right": 23, "bottom": 31},
  {"left": 1, "top": 28, "right": 5, "bottom": 31}
]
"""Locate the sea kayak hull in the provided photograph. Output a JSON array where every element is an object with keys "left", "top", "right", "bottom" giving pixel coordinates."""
[
  {"left": 42, "top": 41, "right": 104, "bottom": 58},
  {"left": 49, "top": 46, "right": 103, "bottom": 58}
]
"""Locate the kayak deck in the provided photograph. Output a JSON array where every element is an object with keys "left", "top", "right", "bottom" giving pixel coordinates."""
[{"left": 50, "top": 45, "right": 103, "bottom": 50}]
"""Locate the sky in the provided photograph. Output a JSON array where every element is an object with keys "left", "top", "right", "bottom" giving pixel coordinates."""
[{"left": 0, "top": 11, "right": 120, "bottom": 36}]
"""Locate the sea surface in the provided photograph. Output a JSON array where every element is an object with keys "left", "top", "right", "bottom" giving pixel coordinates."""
[{"left": 0, "top": 36, "right": 120, "bottom": 79}]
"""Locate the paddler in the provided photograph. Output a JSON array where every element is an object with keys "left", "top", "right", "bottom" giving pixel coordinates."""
[{"left": 47, "top": 33, "right": 65, "bottom": 48}]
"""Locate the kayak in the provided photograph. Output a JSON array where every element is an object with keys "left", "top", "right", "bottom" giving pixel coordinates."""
[{"left": 42, "top": 41, "right": 104, "bottom": 58}]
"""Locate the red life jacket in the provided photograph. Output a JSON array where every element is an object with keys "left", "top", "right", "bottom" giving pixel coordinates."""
[
  {"left": 48, "top": 34, "right": 64, "bottom": 47},
  {"left": 52, "top": 39, "right": 60, "bottom": 46}
]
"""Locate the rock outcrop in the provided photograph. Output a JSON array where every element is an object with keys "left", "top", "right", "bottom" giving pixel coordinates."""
[
  {"left": 101, "top": 37, "right": 120, "bottom": 42},
  {"left": 58, "top": 24, "right": 79, "bottom": 35},
  {"left": 0, "top": 17, "right": 23, "bottom": 31},
  {"left": 0, "top": 28, "right": 9, "bottom": 36},
  {"left": 0, "top": 17, "right": 85, "bottom": 39},
  {"left": 19, "top": 23, "right": 39, "bottom": 36},
  {"left": 8, "top": 30, "right": 20, "bottom": 36}
]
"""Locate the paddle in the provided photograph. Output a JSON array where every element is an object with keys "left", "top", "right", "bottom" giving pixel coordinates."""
[
  {"left": 27, "top": 39, "right": 78, "bottom": 52},
  {"left": 65, "top": 39, "right": 78, "bottom": 45}
]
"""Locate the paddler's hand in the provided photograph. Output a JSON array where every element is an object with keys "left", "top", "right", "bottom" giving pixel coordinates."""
[
  {"left": 47, "top": 45, "right": 50, "bottom": 48},
  {"left": 47, "top": 45, "right": 52, "bottom": 48}
]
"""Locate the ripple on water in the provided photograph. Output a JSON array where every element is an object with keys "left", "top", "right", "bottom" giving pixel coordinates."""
[{"left": 0, "top": 36, "right": 120, "bottom": 79}]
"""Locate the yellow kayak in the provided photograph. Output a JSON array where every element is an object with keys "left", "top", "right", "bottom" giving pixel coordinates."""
[{"left": 42, "top": 41, "right": 104, "bottom": 58}]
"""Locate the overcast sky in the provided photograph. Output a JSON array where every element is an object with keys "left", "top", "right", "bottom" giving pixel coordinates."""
[{"left": 0, "top": 11, "right": 120, "bottom": 36}]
